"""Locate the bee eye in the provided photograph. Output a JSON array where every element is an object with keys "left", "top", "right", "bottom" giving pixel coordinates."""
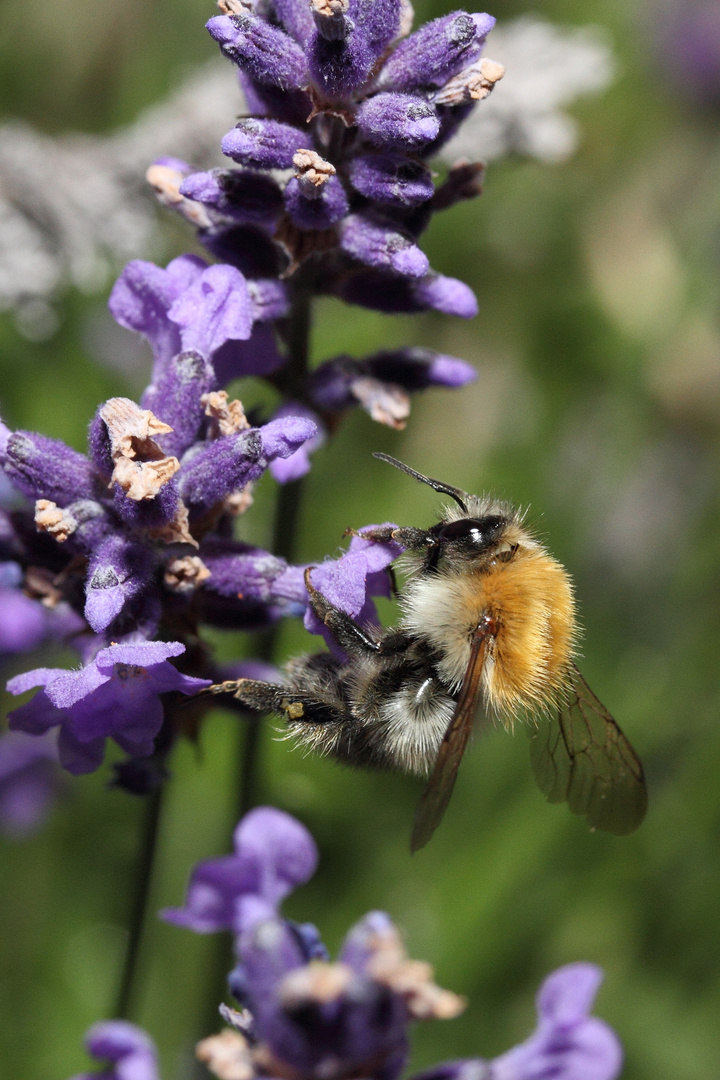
[{"left": 437, "top": 515, "right": 507, "bottom": 549}]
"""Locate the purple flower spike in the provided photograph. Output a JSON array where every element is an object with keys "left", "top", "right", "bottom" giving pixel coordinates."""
[
  {"left": 340, "top": 215, "right": 429, "bottom": 278},
  {"left": 207, "top": 14, "right": 309, "bottom": 91},
  {"left": 72, "top": 1020, "right": 160, "bottom": 1080},
  {"left": 379, "top": 11, "right": 495, "bottom": 93},
  {"left": 221, "top": 119, "right": 313, "bottom": 170},
  {"left": 356, "top": 93, "right": 441, "bottom": 150},
  {"left": 7, "top": 641, "right": 210, "bottom": 775},
  {"left": 161, "top": 806, "right": 318, "bottom": 934},
  {"left": 349, "top": 152, "right": 434, "bottom": 208},
  {"left": 0, "top": 730, "right": 62, "bottom": 840}
]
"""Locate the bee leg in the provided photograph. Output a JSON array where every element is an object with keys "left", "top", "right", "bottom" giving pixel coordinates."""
[
  {"left": 208, "top": 677, "right": 347, "bottom": 727},
  {"left": 347, "top": 524, "right": 432, "bottom": 552},
  {"left": 304, "top": 567, "right": 406, "bottom": 657}
]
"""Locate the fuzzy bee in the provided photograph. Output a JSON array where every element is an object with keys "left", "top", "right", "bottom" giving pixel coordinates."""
[{"left": 209, "top": 454, "right": 647, "bottom": 850}]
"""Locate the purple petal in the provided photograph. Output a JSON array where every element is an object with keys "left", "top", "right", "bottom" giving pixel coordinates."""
[
  {"left": 78, "top": 1020, "right": 160, "bottom": 1080},
  {"left": 0, "top": 430, "right": 95, "bottom": 505},
  {"left": 168, "top": 263, "right": 254, "bottom": 356},
  {"left": 348, "top": 153, "right": 434, "bottom": 207},
  {"left": 161, "top": 806, "right": 317, "bottom": 935},
  {"left": 284, "top": 174, "right": 349, "bottom": 229},
  {"left": 84, "top": 536, "right": 155, "bottom": 634},
  {"left": 233, "top": 806, "right": 319, "bottom": 910},
  {"left": 207, "top": 14, "right": 309, "bottom": 90},
  {"left": 356, "top": 93, "right": 440, "bottom": 150},
  {"left": 537, "top": 964, "right": 605, "bottom": 1027},
  {"left": 304, "top": 527, "right": 402, "bottom": 648},
  {"left": 141, "top": 350, "right": 215, "bottom": 458},
  {"left": 268, "top": 404, "right": 325, "bottom": 484},
  {"left": 379, "top": 11, "right": 494, "bottom": 92},
  {"left": 213, "top": 322, "right": 285, "bottom": 385},
  {"left": 221, "top": 118, "right": 313, "bottom": 169},
  {"left": 0, "top": 730, "right": 61, "bottom": 840},
  {"left": 0, "top": 587, "right": 49, "bottom": 654},
  {"left": 340, "top": 215, "right": 429, "bottom": 278},
  {"left": 109, "top": 256, "right": 206, "bottom": 366}
]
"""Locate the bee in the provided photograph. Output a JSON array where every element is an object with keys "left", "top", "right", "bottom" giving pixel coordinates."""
[{"left": 209, "top": 454, "right": 647, "bottom": 850}]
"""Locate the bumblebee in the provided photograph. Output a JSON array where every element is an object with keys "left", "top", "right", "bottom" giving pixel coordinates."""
[{"left": 209, "top": 454, "right": 647, "bottom": 850}]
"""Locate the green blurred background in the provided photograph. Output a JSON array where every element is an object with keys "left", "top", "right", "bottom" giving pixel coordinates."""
[{"left": 2, "top": 0, "right": 720, "bottom": 1077}]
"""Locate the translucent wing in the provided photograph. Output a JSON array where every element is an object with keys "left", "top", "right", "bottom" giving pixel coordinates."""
[
  {"left": 411, "top": 626, "right": 491, "bottom": 852},
  {"left": 529, "top": 663, "right": 647, "bottom": 835}
]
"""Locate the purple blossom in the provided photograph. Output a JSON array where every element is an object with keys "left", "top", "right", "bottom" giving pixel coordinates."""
[
  {"left": 7, "top": 641, "right": 210, "bottom": 775},
  {"left": 305, "top": 527, "right": 403, "bottom": 653},
  {"left": 178, "top": 416, "right": 318, "bottom": 512},
  {"left": 70, "top": 1020, "right": 160, "bottom": 1080},
  {"left": 0, "top": 730, "right": 63, "bottom": 839},
  {"left": 410, "top": 965, "right": 622, "bottom": 1080},
  {"left": 268, "top": 402, "right": 326, "bottom": 484},
  {"left": 160, "top": 806, "right": 318, "bottom": 934}
]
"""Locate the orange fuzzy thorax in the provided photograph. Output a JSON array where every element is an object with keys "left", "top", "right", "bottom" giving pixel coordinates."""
[{"left": 400, "top": 543, "right": 577, "bottom": 721}]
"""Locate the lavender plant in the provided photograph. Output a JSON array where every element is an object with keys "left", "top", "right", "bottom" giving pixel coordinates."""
[
  {"left": 0, "top": 1, "right": 631, "bottom": 1075},
  {"left": 71, "top": 808, "right": 623, "bottom": 1080},
  {"left": 0, "top": 0, "right": 500, "bottom": 789}
]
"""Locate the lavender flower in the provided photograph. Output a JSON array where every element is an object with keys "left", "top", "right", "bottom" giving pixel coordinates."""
[
  {"left": 159, "top": 809, "right": 623, "bottom": 1080},
  {"left": 189, "top": 3, "right": 501, "bottom": 316},
  {"left": 7, "top": 641, "right": 210, "bottom": 775},
  {"left": 70, "top": 1020, "right": 160, "bottom": 1080},
  {"left": 161, "top": 805, "right": 318, "bottom": 933},
  {"left": 0, "top": 730, "right": 63, "bottom": 839},
  {"left": 2, "top": 0, "right": 499, "bottom": 794}
]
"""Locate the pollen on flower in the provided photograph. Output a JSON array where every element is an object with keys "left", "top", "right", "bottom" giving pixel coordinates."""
[
  {"left": 351, "top": 377, "right": 411, "bottom": 430},
  {"left": 365, "top": 924, "right": 466, "bottom": 1021},
  {"left": 196, "top": 1029, "right": 254, "bottom": 1080},
  {"left": 279, "top": 960, "right": 354, "bottom": 1007},
  {"left": 293, "top": 149, "right": 336, "bottom": 195},
  {"left": 202, "top": 391, "right": 251, "bottom": 437},
  {"left": 435, "top": 56, "right": 505, "bottom": 106},
  {"left": 34, "top": 499, "right": 78, "bottom": 542},
  {"left": 99, "top": 397, "right": 180, "bottom": 500},
  {"left": 164, "top": 555, "right": 211, "bottom": 593},
  {"left": 145, "top": 163, "right": 212, "bottom": 228}
]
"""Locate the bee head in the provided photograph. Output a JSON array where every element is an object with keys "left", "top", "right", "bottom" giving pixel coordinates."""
[{"left": 425, "top": 513, "right": 513, "bottom": 572}]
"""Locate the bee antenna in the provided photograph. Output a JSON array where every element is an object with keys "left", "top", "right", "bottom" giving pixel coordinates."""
[{"left": 373, "top": 453, "right": 469, "bottom": 512}]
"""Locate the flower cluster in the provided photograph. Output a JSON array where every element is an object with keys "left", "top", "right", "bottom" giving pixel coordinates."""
[
  {"left": 70, "top": 806, "right": 623, "bottom": 1080},
  {"left": 0, "top": 0, "right": 504, "bottom": 795}
]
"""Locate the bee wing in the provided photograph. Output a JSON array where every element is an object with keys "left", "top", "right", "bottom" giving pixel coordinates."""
[
  {"left": 411, "top": 627, "right": 491, "bottom": 853},
  {"left": 529, "top": 663, "right": 647, "bottom": 835}
]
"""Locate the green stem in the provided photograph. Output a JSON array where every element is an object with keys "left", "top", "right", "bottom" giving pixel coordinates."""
[{"left": 114, "top": 785, "right": 164, "bottom": 1019}]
